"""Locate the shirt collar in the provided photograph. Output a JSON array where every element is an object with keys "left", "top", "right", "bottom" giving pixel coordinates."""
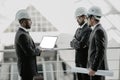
[
  {"left": 80, "top": 22, "right": 86, "bottom": 29},
  {"left": 19, "top": 26, "right": 29, "bottom": 32},
  {"left": 91, "top": 23, "right": 100, "bottom": 30}
]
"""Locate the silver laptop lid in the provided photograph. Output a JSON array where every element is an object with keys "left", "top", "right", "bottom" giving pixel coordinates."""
[{"left": 40, "top": 36, "right": 58, "bottom": 49}]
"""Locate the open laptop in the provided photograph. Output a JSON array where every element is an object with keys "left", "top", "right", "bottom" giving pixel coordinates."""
[{"left": 39, "top": 36, "right": 58, "bottom": 49}]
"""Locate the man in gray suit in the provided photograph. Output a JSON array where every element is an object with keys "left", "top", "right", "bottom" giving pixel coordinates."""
[
  {"left": 87, "top": 6, "right": 108, "bottom": 80},
  {"left": 15, "top": 9, "right": 42, "bottom": 80},
  {"left": 70, "top": 7, "right": 92, "bottom": 80}
]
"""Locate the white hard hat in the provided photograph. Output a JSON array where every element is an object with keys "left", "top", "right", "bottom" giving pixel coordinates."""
[
  {"left": 88, "top": 6, "right": 102, "bottom": 20},
  {"left": 75, "top": 7, "right": 87, "bottom": 17},
  {"left": 15, "top": 9, "right": 31, "bottom": 21}
]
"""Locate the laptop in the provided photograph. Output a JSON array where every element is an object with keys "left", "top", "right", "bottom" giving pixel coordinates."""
[{"left": 39, "top": 36, "right": 58, "bottom": 49}]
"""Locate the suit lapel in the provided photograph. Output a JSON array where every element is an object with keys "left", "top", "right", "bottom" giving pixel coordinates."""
[
  {"left": 20, "top": 28, "right": 36, "bottom": 48},
  {"left": 27, "top": 33, "right": 35, "bottom": 48},
  {"left": 88, "top": 24, "right": 101, "bottom": 45}
]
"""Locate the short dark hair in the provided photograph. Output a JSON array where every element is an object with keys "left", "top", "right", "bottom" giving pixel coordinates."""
[
  {"left": 19, "top": 18, "right": 30, "bottom": 24},
  {"left": 88, "top": 15, "right": 100, "bottom": 22}
]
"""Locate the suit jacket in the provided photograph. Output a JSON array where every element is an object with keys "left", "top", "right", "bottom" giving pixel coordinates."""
[
  {"left": 71, "top": 23, "right": 92, "bottom": 67},
  {"left": 15, "top": 28, "right": 41, "bottom": 76},
  {"left": 88, "top": 24, "right": 108, "bottom": 71}
]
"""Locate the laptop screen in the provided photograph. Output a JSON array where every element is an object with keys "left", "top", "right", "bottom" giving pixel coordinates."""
[{"left": 39, "top": 36, "right": 58, "bottom": 49}]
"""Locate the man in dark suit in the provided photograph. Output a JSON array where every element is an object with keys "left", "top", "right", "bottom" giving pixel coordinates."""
[
  {"left": 87, "top": 6, "right": 108, "bottom": 80},
  {"left": 70, "top": 7, "right": 92, "bottom": 80},
  {"left": 15, "top": 9, "right": 42, "bottom": 80}
]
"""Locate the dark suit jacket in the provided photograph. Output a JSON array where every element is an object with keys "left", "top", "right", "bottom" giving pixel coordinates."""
[
  {"left": 15, "top": 28, "right": 41, "bottom": 76},
  {"left": 88, "top": 24, "right": 108, "bottom": 71},
  {"left": 71, "top": 23, "right": 92, "bottom": 67}
]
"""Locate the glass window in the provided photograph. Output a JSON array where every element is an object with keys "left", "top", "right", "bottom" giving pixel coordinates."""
[
  {"left": 106, "top": 15, "right": 120, "bottom": 31},
  {"left": 109, "top": 0, "right": 120, "bottom": 11},
  {"left": 89, "top": 0, "right": 110, "bottom": 14},
  {"left": 101, "top": 17, "right": 112, "bottom": 30}
]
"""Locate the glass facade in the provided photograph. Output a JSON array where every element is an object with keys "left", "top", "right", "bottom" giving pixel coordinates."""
[{"left": 4, "top": 5, "right": 58, "bottom": 32}]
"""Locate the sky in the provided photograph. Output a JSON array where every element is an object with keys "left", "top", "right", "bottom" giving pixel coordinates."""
[
  {"left": 0, "top": 0, "right": 120, "bottom": 42},
  {"left": 0, "top": 0, "right": 77, "bottom": 34},
  {"left": 0, "top": 0, "right": 120, "bottom": 33}
]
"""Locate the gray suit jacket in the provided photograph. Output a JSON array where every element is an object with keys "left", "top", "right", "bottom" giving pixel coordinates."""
[
  {"left": 87, "top": 24, "right": 108, "bottom": 71},
  {"left": 15, "top": 28, "right": 41, "bottom": 76}
]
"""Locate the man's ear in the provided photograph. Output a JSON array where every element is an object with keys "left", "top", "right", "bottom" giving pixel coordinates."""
[
  {"left": 22, "top": 20, "right": 26, "bottom": 25},
  {"left": 91, "top": 16, "right": 95, "bottom": 22},
  {"left": 90, "top": 16, "right": 95, "bottom": 22}
]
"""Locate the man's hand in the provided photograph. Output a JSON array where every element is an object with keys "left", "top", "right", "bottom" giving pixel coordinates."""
[
  {"left": 38, "top": 47, "right": 46, "bottom": 52},
  {"left": 36, "top": 46, "right": 45, "bottom": 52},
  {"left": 70, "top": 40, "right": 74, "bottom": 48},
  {"left": 88, "top": 68, "right": 96, "bottom": 76},
  {"left": 70, "top": 39, "right": 80, "bottom": 49}
]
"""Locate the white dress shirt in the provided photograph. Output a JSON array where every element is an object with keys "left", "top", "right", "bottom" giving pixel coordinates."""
[
  {"left": 19, "top": 26, "right": 30, "bottom": 32},
  {"left": 91, "top": 23, "right": 100, "bottom": 30}
]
